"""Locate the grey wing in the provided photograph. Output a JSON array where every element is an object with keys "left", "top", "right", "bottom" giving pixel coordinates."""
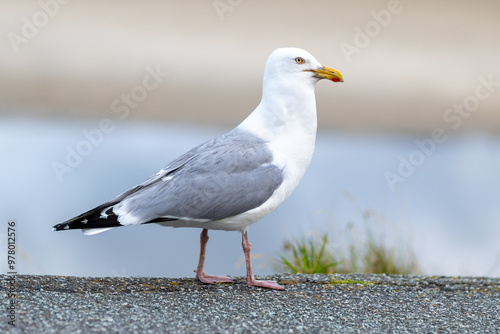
[
  {"left": 53, "top": 144, "right": 200, "bottom": 230},
  {"left": 113, "top": 130, "right": 284, "bottom": 223}
]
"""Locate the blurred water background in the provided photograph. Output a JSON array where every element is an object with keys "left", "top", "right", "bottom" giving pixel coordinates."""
[{"left": 1, "top": 0, "right": 499, "bottom": 278}]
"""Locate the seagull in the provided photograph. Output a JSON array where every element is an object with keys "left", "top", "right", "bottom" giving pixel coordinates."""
[{"left": 53, "top": 47, "right": 343, "bottom": 290}]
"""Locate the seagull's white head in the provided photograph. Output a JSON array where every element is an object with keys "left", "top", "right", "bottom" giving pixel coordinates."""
[{"left": 262, "top": 47, "right": 344, "bottom": 90}]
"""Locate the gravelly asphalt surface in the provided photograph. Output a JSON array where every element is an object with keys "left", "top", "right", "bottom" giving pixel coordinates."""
[{"left": 1, "top": 273, "right": 499, "bottom": 333}]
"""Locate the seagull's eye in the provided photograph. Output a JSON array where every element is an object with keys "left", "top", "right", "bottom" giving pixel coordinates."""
[{"left": 294, "top": 57, "right": 305, "bottom": 64}]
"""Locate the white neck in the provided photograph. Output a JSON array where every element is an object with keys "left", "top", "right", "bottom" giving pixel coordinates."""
[
  {"left": 237, "top": 78, "right": 318, "bottom": 194},
  {"left": 239, "top": 76, "right": 318, "bottom": 139}
]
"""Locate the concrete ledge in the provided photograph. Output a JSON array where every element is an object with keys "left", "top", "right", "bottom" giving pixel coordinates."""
[{"left": 2, "top": 274, "right": 499, "bottom": 333}]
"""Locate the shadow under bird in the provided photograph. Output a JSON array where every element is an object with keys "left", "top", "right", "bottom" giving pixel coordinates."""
[{"left": 53, "top": 47, "right": 344, "bottom": 290}]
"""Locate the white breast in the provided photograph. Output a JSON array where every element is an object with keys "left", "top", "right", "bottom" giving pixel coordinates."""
[{"left": 221, "top": 93, "right": 317, "bottom": 231}]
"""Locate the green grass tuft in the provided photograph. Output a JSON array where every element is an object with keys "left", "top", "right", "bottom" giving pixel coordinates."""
[
  {"left": 274, "top": 206, "right": 421, "bottom": 275},
  {"left": 279, "top": 234, "right": 338, "bottom": 274}
]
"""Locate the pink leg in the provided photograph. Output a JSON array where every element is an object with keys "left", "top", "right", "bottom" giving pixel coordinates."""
[
  {"left": 194, "top": 229, "right": 234, "bottom": 284},
  {"left": 242, "top": 230, "right": 285, "bottom": 290}
]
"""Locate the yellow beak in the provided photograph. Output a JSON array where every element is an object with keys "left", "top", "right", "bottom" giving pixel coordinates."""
[{"left": 304, "top": 66, "right": 344, "bottom": 82}]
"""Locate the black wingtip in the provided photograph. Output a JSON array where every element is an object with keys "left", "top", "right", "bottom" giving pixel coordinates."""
[
  {"left": 52, "top": 223, "right": 71, "bottom": 231},
  {"left": 54, "top": 207, "right": 122, "bottom": 232}
]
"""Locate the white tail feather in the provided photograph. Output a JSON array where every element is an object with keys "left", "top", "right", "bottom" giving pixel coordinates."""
[{"left": 82, "top": 227, "right": 116, "bottom": 235}]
